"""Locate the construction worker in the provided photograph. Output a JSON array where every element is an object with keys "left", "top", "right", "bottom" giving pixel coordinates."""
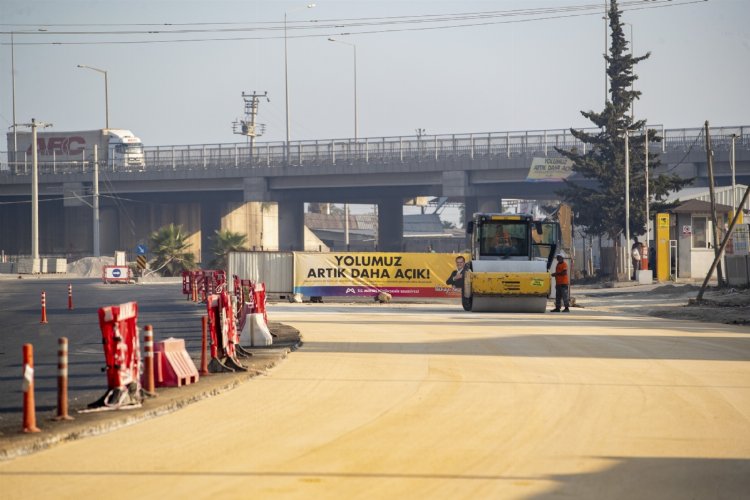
[{"left": 550, "top": 252, "right": 570, "bottom": 313}]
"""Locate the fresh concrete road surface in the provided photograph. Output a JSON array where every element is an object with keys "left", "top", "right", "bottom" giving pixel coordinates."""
[{"left": 2, "top": 303, "right": 749, "bottom": 499}]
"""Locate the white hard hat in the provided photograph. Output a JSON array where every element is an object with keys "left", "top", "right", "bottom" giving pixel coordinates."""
[{"left": 556, "top": 252, "right": 566, "bottom": 258}]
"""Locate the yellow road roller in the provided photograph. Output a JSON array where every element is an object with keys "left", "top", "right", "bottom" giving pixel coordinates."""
[{"left": 462, "top": 213, "right": 559, "bottom": 313}]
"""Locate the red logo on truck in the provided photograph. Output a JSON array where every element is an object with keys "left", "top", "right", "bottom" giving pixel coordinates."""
[{"left": 26, "top": 136, "right": 86, "bottom": 157}]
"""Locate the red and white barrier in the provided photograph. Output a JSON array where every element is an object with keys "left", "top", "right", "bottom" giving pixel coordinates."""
[
  {"left": 153, "top": 338, "right": 199, "bottom": 387},
  {"left": 206, "top": 290, "right": 246, "bottom": 372},
  {"left": 84, "top": 301, "right": 142, "bottom": 411},
  {"left": 68, "top": 283, "right": 74, "bottom": 310},
  {"left": 251, "top": 282, "right": 268, "bottom": 325},
  {"left": 182, "top": 269, "right": 226, "bottom": 303}
]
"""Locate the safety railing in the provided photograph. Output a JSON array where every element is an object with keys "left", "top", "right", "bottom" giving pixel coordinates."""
[{"left": 1, "top": 125, "right": 747, "bottom": 175}]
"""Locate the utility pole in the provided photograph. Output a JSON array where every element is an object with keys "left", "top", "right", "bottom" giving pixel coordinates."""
[
  {"left": 731, "top": 133, "right": 737, "bottom": 213},
  {"left": 644, "top": 126, "right": 650, "bottom": 248},
  {"left": 625, "top": 129, "right": 631, "bottom": 281},
  {"left": 704, "top": 121, "right": 724, "bottom": 286},
  {"left": 233, "top": 91, "right": 268, "bottom": 162},
  {"left": 93, "top": 144, "right": 100, "bottom": 257},
  {"left": 19, "top": 119, "right": 53, "bottom": 265}
]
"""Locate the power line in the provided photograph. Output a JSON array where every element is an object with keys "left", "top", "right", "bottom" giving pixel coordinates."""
[
  {"left": 0, "top": 1, "right": 680, "bottom": 29},
  {"left": 0, "top": 0, "right": 706, "bottom": 46}
]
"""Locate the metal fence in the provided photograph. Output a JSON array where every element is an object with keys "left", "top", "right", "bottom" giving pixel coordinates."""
[{"left": 2, "top": 125, "right": 747, "bottom": 175}]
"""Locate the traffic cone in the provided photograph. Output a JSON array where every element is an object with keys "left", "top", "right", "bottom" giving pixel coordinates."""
[{"left": 68, "top": 283, "right": 74, "bottom": 310}]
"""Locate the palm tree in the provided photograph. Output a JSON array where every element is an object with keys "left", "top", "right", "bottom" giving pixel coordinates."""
[
  {"left": 148, "top": 223, "right": 197, "bottom": 276},
  {"left": 209, "top": 229, "right": 248, "bottom": 270}
]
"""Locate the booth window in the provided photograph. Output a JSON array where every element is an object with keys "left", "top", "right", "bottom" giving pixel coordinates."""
[{"left": 692, "top": 216, "right": 709, "bottom": 248}]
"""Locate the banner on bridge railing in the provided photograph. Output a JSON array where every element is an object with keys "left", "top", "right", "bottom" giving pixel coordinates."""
[
  {"left": 526, "top": 157, "right": 574, "bottom": 181},
  {"left": 293, "top": 252, "right": 469, "bottom": 298}
]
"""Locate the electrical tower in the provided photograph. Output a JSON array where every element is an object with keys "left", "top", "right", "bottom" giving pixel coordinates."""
[{"left": 232, "top": 91, "right": 269, "bottom": 151}]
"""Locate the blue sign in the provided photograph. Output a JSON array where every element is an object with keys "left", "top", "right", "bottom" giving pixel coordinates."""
[
  {"left": 112, "top": 268, "right": 122, "bottom": 278},
  {"left": 136, "top": 244, "right": 147, "bottom": 255}
]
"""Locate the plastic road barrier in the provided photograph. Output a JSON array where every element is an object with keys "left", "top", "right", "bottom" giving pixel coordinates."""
[
  {"left": 240, "top": 313, "right": 273, "bottom": 347},
  {"left": 85, "top": 302, "right": 142, "bottom": 411},
  {"left": 68, "top": 283, "right": 74, "bottom": 310},
  {"left": 206, "top": 290, "right": 246, "bottom": 373},
  {"left": 251, "top": 282, "right": 268, "bottom": 325},
  {"left": 153, "top": 338, "right": 199, "bottom": 387}
]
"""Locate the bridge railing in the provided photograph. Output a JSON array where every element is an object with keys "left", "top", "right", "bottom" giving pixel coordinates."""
[{"left": 1, "top": 125, "right": 747, "bottom": 175}]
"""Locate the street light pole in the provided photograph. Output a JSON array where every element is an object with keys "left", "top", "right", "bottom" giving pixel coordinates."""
[
  {"left": 625, "top": 129, "right": 631, "bottom": 281},
  {"left": 731, "top": 133, "right": 737, "bottom": 212},
  {"left": 19, "top": 119, "right": 52, "bottom": 264},
  {"left": 77, "top": 64, "right": 109, "bottom": 129},
  {"left": 645, "top": 126, "right": 650, "bottom": 249},
  {"left": 328, "top": 37, "right": 359, "bottom": 252},
  {"left": 327, "top": 37, "right": 358, "bottom": 140},
  {"left": 11, "top": 33, "right": 18, "bottom": 167},
  {"left": 284, "top": 3, "right": 316, "bottom": 163}
]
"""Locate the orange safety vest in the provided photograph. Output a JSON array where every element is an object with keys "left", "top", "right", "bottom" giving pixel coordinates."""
[{"left": 555, "top": 261, "right": 569, "bottom": 286}]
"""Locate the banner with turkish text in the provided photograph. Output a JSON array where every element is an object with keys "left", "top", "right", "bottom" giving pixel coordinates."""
[{"left": 293, "top": 252, "right": 469, "bottom": 298}]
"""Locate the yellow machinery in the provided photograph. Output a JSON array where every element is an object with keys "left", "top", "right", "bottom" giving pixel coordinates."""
[{"left": 462, "top": 213, "right": 559, "bottom": 313}]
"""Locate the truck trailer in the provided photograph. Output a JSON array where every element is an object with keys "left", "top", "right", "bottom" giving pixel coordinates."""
[{"left": 6, "top": 128, "right": 145, "bottom": 171}]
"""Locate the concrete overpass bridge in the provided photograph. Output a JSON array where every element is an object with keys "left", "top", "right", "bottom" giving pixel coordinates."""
[{"left": 1, "top": 125, "right": 748, "bottom": 259}]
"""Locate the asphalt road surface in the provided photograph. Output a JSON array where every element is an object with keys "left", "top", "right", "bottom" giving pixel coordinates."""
[
  {"left": 0, "top": 277, "right": 207, "bottom": 432},
  {"left": 1, "top": 299, "right": 749, "bottom": 499}
]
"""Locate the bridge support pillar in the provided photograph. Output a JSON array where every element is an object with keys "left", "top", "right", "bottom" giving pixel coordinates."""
[
  {"left": 463, "top": 196, "right": 502, "bottom": 220},
  {"left": 476, "top": 196, "right": 502, "bottom": 213},
  {"left": 278, "top": 200, "right": 305, "bottom": 251},
  {"left": 377, "top": 201, "right": 403, "bottom": 252}
]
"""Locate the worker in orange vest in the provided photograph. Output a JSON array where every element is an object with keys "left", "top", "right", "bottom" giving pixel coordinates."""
[{"left": 550, "top": 253, "right": 570, "bottom": 313}]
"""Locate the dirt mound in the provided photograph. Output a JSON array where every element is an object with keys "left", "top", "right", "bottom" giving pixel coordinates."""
[
  {"left": 650, "top": 284, "right": 700, "bottom": 295},
  {"left": 690, "top": 287, "right": 750, "bottom": 307},
  {"left": 68, "top": 257, "right": 115, "bottom": 277}
]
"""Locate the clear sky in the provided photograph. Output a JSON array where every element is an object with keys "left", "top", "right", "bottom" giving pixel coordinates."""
[{"left": 2, "top": 0, "right": 748, "bottom": 149}]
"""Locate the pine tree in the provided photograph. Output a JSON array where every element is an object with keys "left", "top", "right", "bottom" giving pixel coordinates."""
[{"left": 556, "top": 0, "right": 690, "bottom": 249}]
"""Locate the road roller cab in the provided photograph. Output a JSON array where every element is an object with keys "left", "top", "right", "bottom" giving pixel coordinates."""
[{"left": 462, "top": 213, "right": 559, "bottom": 313}]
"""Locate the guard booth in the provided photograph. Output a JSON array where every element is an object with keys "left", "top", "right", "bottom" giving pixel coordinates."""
[{"left": 664, "top": 200, "right": 733, "bottom": 280}]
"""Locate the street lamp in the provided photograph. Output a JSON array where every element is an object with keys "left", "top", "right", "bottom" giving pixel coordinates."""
[
  {"left": 284, "top": 3, "right": 315, "bottom": 162},
  {"left": 731, "top": 133, "right": 738, "bottom": 212},
  {"left": 10, "top": 33, "right": 17, "bottom": 167},
  {"left": 625, "top": 129, "right": 631, "bottom": 281},
  {"left": 77, "top": 64, "right": 109, "bottom": 129},
  {"left": 327, "top": 37, "right": 358, "bottom": 141}
]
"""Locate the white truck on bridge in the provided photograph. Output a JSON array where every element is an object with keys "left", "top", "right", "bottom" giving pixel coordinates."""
[{"left": 6, "top": 128, "right": 145, "bottom": 170}]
